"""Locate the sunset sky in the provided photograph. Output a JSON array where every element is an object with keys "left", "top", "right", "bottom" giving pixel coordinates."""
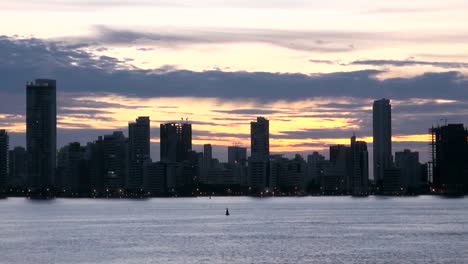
[{"left": 1, "top": 0, "right": 468, "bottom": 174}]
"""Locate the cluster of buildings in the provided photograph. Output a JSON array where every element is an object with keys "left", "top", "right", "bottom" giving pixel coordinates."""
[{"left": 0, "top": 79, "right": 468, "bottom": 197}]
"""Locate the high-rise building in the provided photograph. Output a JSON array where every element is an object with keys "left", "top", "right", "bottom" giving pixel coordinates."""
[
  {"left": 327, "top": 145, "right": 350, "bottom": 193},
  {"left": 56, "top": 142, "right": 88, "bottom": 195},
  {"left": 8, "top": 146, "right": 27, "bottom": 188},
  {"left": 306, "top": 152, "right": 326, "bottom": 184},
  {"left": 160, "top": 122, "right": 192, "bottom": 162},
  {"left": 284, "top": 154, "right": 307, "bottom": 192},
  {"left": 87, "top": 138, "right": 105, "bottom": 193},
  {"left": 248, "top": 156, "right": 269, "bottom": 191},
  {"left": 431, "top": 124, "right": 468, "bottom": 195},
  {"left": 395, "top": 149, "right": 420, "bottom": 192},
  {"left": 0, "top": 130, "right": 8, "bottom": 189},
  {"left": 203, "top": 144, "right": 212, "bottom": 169},
  {"left": 350, "top": 135, "right": 369, "bottom": 195},
  {"left": 102, "top": 131, "right": 127, "bottom": 190},
  {"left": 228, "top": 146, "right": 247, "bottom": 166},
  {"left": 127, "top": 117, "right": 151, "bottom": 190},
  {"left": 373, "top": 98, "right": 392, "bottom": 185},
  {"left": 250, "top": 117, "right": 269, "bottom": 159},
  {"left": 26, "top": 79, "right": 57, "bottom": 189},
  {"left": 269, "top": 155, "right": 287, "bottom": 191},
  {"left": 249, "top": 117, "right": 270, "bottom": 191}
]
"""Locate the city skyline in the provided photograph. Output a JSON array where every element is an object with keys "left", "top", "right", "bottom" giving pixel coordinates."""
[
  {"left": 1, "top": 1, "right": 468, "bottom": 182},
  {"left": 0, "top": 82, "right": 465, "bottom": 180},
  {"left": 1, "top": 1, "right": 468, "bottom": 168},
  {"left": 2, "top": 82, "right": 463, "bottom": 196}
]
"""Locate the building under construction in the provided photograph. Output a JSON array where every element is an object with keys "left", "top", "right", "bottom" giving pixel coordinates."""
[{"left": 430, "top": 124, "right": 468, "bottom": 195}]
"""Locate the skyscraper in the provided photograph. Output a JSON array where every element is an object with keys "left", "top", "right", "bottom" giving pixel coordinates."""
[
  {"left": 102, "top": 131, "right": 127, "bottom": 190},
  {"left": 0, "top": 130, "right": 8, "bottom": 190},
  {"left": 350, "top": 135, "right": 369, "bottom": 195},
  {"left": 249, "top": 117, "right": 270, "bottom": 191},
  {"left": 26, "top": 79, "right": 57, "bottom": 189},
  {"left": 127, "top": 117, "right": 151, "bottom": 190},
  {"left": 327, "top": 144, "right": 350, "bottom": 193},
  {"left": 160, "top": 122, "right": 192, "bottom": 162},
  {"left": 373, "top": 98, "right": 392, "bottom": 185},
  {"left": 250, "top": 117, "right": 269, "bottom": 159}
]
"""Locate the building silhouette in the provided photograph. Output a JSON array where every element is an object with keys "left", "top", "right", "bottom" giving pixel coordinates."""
[
  {"left": 324, "top": 145, "right": 350, "bottom": 194},
  {"left": 160, "top": 122, "right": 192, "bottom": 162},
  {"left": 88, "top": 138, "right": 105, "bottom": 193},
  {"left": 431, "top": 124, "right": 468, "bottom": 195},
  {"left": 227, "top": 146, "right": 248, "bottom": 187},
  {"left": 350, "top": 135, "right": 369, "bottom": 195},
  {"left": 228, "top": 146, "right": 247, "bottom": 166},
  {"left": 306, "top": 152, "right": 329, "bottom": 192},
  {"left": 56, "top": 142, "right": 88, "bottom": 195},
  {"left": 248, "top": 158, "right": 269, "bottom": 191},
  {"left": 250, "top": 117, "right": 269, "bottom": 159},
  {"left": 26, "top": 79, "right": 57, "bottom": 190},
  {"left": 143, "top": 161, "right": 167, "bottom": 196},
  {"left": 382, "top": 167, "right": 402, "bottom": 195},
  {"left": 249, "top": 117, "right": 270, "bottom": 192},
  {"left": 102, "top": 131, "right": 127, "bottom": 191},
  {"left": 395, "top": 149, "right": 421, "bottom": 193},
  {"left": 0, "top": 130, "right": 8, "bottom": 190},
  {"left": 373, "top": 98, "right": 392, "bottom": 186},
  {"left": 127, "top": 117, "right": 151, "bottom": 190},
  {"left": 283, "top": 154, "right": 307, "bottom": 193},
  {"left": 203, "top": 144, "right": 212, "bottom": 169},
  {"left": 7, "top": 146, "right": 27, "bottom": 188},
  {"left": 269, "top": 155, "right": 287, "bottom": 192}
]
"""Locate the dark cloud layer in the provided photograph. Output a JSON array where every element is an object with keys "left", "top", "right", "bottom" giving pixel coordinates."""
[{"left": 1, "top": 36, "right": 468, "bottom": 103}]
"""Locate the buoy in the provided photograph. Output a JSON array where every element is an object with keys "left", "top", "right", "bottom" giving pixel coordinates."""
[{"left": 225, "top": 208, "right": 230, "bottom": 216}]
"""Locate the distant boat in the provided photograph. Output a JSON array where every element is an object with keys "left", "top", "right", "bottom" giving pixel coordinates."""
[{"left": 225, "top": 208, "right": 230, "bottom": 216}]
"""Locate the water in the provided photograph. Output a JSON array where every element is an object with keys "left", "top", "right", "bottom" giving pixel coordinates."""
[{"left": 1, "top": 196, "right": 468, "bottom": 264}]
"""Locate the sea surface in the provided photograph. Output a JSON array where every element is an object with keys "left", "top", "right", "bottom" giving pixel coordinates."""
[{"left": 1, "top": 196, "right": 467, "bottom": 264}]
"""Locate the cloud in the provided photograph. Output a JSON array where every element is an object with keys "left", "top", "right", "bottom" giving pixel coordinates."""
[
  {"left": 275, "top": 128, "right": 359, "bottom": 139},
  {"left": 309, "top": 59, "right": 341, "bottom": 65},
  {"left": 72, "top": 25, "right": 359, "bottom": 53},
  {"left": 1, "top": 35, "right": 468, "bottom": 103},
  {"left": 351, "top": 59, "right": 468, "bottom": 69},
  {"left": 0, "top": 37, "right": 468, "bottom": 105},
  {"left": 212, "top": 109, "right": 284, "bottom": 116}
]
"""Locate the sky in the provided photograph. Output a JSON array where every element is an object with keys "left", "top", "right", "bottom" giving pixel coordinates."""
[{"left": 1, "top": 0, "right": 468, "bottom": 175}]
